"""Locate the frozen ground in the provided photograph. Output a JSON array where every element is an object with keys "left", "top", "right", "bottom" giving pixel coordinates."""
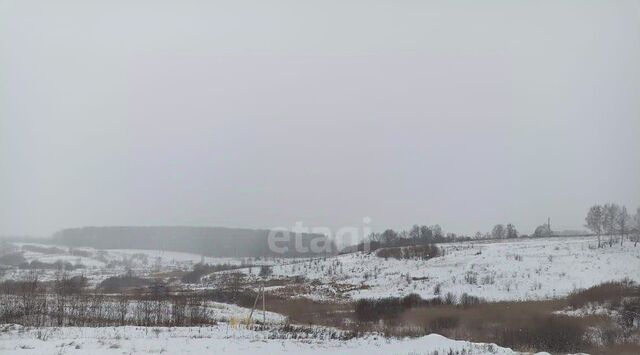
[
  {"left": 252, "top": 236, "right": 640, "bottom": 301},
  {"left": 0, "top": 324, "right": 542, "bottom": 355}
]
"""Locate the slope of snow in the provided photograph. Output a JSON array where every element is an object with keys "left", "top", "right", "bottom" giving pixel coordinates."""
[
  {"left": 259, "top": 236, "right": 640, "bottom": 301},
  {"left": 0, "top": 324, "right": 536, "bottom": 355}
]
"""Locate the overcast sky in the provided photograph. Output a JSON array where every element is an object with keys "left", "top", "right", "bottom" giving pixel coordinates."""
[{"left": 1, "top": 0, "right": 639, "bottom": 238}]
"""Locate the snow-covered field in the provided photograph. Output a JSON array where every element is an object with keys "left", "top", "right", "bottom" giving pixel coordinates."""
[
  {"left": 2, "top": 236, "right": 638, "bottom": 354},
  {"left": 246, "top": 236, "right": 640, "bottom": 301},
  {"left": 0, "top": 324, "right": 540, "bottom": 355},
  {"left": 1, "top": 243, "right": 294, "bottom": 286},
  {"left": 3, "top": 236, "right": 639, "bottom": 303}
]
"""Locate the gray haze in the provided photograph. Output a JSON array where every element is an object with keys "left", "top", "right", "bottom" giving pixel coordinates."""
[{"left": 1, "top": 0, "right": 639, "bottom": 237}]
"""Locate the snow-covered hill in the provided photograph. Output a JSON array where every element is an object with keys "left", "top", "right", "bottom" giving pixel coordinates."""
[{"left": 256, "top": 236, "right": 640, "bottom": 301}]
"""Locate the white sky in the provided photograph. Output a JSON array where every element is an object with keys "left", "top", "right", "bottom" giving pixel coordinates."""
[{"left": 1, "top": 0, "right": 639, "bottom": 237}]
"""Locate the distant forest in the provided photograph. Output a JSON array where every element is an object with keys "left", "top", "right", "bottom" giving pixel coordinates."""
[{"left": 52, "top": 226, "right": 334, "bottom": 258}]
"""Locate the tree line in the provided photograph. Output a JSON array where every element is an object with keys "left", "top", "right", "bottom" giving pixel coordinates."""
[
  {"left": 364, "top": 202, "right": 639, "bottom": 250},
  {"left": 366, "top": 223, "right": 522, "bottom": 249},
  {"left": 585, "top": 203, "right": 640, "bottom": 248}
]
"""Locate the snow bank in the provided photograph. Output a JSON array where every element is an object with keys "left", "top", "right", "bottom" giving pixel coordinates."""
[{"left": 0, "top": 324, "right": 533, "bottom": 355}]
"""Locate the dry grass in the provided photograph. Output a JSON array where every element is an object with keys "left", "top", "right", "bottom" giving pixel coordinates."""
[
  {"left": 592, "top": 343, "right": 640, "bottom": 355},
  {"left": 264, "top": 295, "right": 617, "bottom": 353}
]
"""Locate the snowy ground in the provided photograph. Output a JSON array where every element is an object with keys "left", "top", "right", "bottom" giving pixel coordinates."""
[
  {"left": 247, "top": 236, "right": 640, "bottom": 301},
  {"left": 2, "top": 237, "right": 636, "bottom": 354},
  {"left": 1, "top": 243, "right": 295, "bottom": 286},
  {"left": 0, "top": 324, "right": 542, "bottom": 355},
  {"left": 3, "top": 237, "right": 639, "bottom": 303}
]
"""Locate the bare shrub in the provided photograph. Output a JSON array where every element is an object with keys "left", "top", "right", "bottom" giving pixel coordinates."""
[
  {"left": 498, "top": 315, "right": 587, "bottom": 353},
  {"left": 443, "top": 292, "right": 456, "bottom": 305},
  {"left": 355, "top": 294, "right": 424, "bottom": 322},
  {"left": 464, "top": 272, "right": 478, "bottom": 285},
  {"left": 459, "top": 293, "right": 483, "bottom": 308},
  {"left": 568, "top": 280, "right": 639, "bottom": 309},
  {"left": 426, "top": 315, "right": 460, "bottom": 333},
  {"left": 620, "top": 297, "right": 640, "bottom": 330},
  {"left": 181, "top": 262, "right": 249, "bottom": 284},
  {"left": 375, "top": 244, "right": 440, "bottom": 260},
  {"left": 99, "top": 274, "right": 152, "bottom": 293},
  {"left": 481, "top": 275, "right": 495, "bottom": 285}
]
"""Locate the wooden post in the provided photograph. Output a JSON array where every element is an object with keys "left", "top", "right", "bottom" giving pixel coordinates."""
[
  {"left": 247, "top": 288, "right": 260, "bottom": 325},
  {"left": 262, "top": 285, "right": 266, "bottom": 325}
]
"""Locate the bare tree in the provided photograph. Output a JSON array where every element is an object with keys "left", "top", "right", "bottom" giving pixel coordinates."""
[
  {"left": 380, "top": 229, "right": 399, "bottom": 245},
  {"left": 616, "top": 206, "right": 631, "bottom": 246},
  {"left": 634, "top": 207, "right": 640, "bottom": 247},
  {"left": 431, "top": 225, "right": 444, "bottom": 241},
  {"left": 420, "top": 225, "right": 433, "bottom": 243},
  {"left": 228, "top": 272, "right": 245, "bottom": 300},
  {"left": 506, "top": 224, "right": 518, "bottom": 239},
  {"left": 603, "top": 203, "right": 620, "bottom": 247},
  {"left": 491, "top": 224, "right": 506, "bottom": 239},
  {"left": 367, "top": 232, "right": 381, "bottom": 243},
  {"left": 53, "top": 270, "right": 70, "bottom": 326},
  {"left": 118, "top": 291, "right": 129, "bottom": 326},
  {"left": 585, "top": 204, "right": 604, "bottom": 248},
  {"left": 171, "top": 295, "right": 187, "bottom": 326},
  {"left": 409, "top": 225, "right": 420, "bottom": 240}
]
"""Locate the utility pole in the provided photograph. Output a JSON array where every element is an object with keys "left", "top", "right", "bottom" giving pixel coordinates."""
[
  {"left": 262, "top": 284, "right": 266, "bottom": 325},
  {"left": 248, "top": 284, "right": 266, "bottom": 326}
]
